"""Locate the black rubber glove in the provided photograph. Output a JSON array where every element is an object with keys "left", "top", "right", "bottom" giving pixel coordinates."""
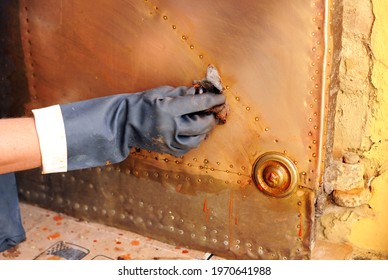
[{"left": 60, "top": 86, "right": 226, "bottom": 171}]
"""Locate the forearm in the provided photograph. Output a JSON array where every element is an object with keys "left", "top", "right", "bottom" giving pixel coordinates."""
[{"left": 0, "top": 118, "right": 42, "bottom": 174}]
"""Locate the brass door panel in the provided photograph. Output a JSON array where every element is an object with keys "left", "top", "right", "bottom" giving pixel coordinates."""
[{"left": 16, "top": 0, "right": 330, "bottom": 259}]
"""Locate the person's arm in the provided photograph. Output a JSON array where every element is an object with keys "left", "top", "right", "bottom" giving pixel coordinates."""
[{"left": 0, "top": 118, "right": 42, "bottom": 174}]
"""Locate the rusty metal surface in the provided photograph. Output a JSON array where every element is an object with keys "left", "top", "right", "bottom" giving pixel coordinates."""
[{"left": 15, "top": 0, "right": 330, "bottom": 259}]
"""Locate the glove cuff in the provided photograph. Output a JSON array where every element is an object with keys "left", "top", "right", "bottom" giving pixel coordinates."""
[{"left": 32, "top": 105, "right": 68, "bottom": 174}]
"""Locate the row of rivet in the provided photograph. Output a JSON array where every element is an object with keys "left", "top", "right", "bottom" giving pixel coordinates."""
[
  {"left": 142, "top": 0, "right": 262, "bottom": 125},
  {"left": 21, "top": 4, "right": 38, "bottom": 103}
]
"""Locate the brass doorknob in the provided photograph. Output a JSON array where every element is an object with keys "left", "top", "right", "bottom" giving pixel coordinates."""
[{"left": 252, "top": 152, "right": 298, "bottom": 197}]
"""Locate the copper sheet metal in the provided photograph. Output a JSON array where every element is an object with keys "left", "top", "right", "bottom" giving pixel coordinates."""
[{"left": 15, "top": 0, "right": 331, "bottom": 259}]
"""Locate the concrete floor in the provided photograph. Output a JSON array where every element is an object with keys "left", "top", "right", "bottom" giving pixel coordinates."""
[{"left": 0, "top": 203, "right": 346, "bottom": 260}]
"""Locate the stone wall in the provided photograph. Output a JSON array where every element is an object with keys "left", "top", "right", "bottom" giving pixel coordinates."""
[{"left": 317, "top": 0, "right": 388, "bottom": 259}]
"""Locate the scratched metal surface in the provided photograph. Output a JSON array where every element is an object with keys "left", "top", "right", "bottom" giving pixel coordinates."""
[{"left": 15, "top": 0, "right": 330, "bottom": 259}]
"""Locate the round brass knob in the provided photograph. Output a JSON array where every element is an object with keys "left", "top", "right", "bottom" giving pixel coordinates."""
[{"left": 252, "top": 152, "right": 298, "bottom": 197}]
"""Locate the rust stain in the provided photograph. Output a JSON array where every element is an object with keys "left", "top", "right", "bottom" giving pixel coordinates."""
[
  {"left": 114, "top": 247, "right": 124, "bottom": 251},
  {"left": 117, "top": 253, "right": 132, "bottom": 260},
  {"left": 203, "top": 198, "right": 207, "bottom": 212},
  {"left": 181, "top": 250, "right": 189, "bottom": 254},
  {"left": 93, "top": 239, "right": 98, "bottom": 243},
  {"left": 130, "top": 240, "right": 140, "bottom": 246},
  {"left": 298, "top": 213, "right": 303, "bottom": 237},
  {"left": 47, "top": 232, "right": 61, "bottom": 240},
  {"left": 41, "top": 227, "right": 49, "bottom": 231},
  {"left": 116, "top": 241, "right": 122, "bottom": 245},
  {"left": 229, "top": 191, "right": 234, "bottom": 242},
  {"left": 56, "top": 222, "right": 62, "bottom": 226}
]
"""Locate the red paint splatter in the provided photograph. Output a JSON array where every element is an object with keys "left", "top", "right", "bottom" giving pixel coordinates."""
[
  {"left": 182, "top": 250, "right": 189, "bottom": 254},
  {"left": 130, "top": 240, "right": 140, "bottom": 246},
  {"left": 93, "top": 240, "right": 98, "bottom": 243},
  {"left": 53, "top": 215, "right": 63, "bottom": 222},
  {"left": 203, "top": 198, "right": 207, "bottom": 212},
  {"left": 116, "top": 241, "right": 122, "bottom": 245},
  {"left": 114, "top": 247, "right": 124, "bottom": 252},
  {"left": 47, "top": 232, "right": 61, "bottom": 240},
  {"left": 117, "top": 253, "right": 132, "bottom": 260}
]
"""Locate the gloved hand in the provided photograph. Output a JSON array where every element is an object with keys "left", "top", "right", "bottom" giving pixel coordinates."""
[{"left": 33, "top": 85, "right": 226, "bottom": 173}]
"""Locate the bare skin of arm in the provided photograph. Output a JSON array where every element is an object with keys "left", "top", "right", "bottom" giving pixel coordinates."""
[{"left": 0, "top": 118, "right": 42, "bottom": 174}]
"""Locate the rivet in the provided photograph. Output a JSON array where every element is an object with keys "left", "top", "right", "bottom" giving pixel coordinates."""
[
  {"left": 163, "top": 15, "right": 168, "bottom": 20},
  {"left": 172, "top": 25, "right": 176, "bottom": 29}
]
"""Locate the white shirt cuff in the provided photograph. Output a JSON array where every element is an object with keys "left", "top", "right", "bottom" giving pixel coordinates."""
[{"left": 32, "top": 105, "right": 68, "bottom": 173}]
